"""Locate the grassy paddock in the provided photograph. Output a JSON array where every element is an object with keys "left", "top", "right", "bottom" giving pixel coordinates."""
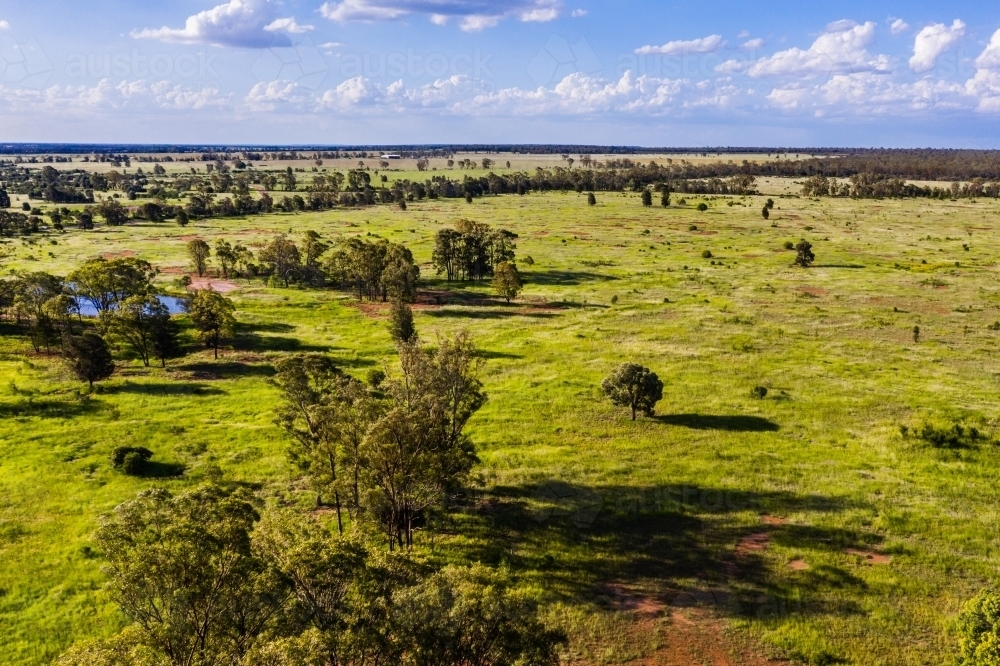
[{"left": 2, "top": 186, "right": 1000, "bottom": 664}]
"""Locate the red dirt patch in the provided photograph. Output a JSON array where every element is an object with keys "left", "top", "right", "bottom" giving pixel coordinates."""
[
  {"left": 796, "top": 286, "right": 828, "bottom": 297},
  {"left": 187, "top": 278, "right": 240, "bottom": 293},
  {"left": 789, "top": 559, "right": 809, "bottom": 571},
  {"left": 736, "top": 533, "right": 770, "bottom": 556},
  {"left": 101, "top": 250, "right": 136, "bottom": 259},
  {"left": 760, "top": 514, "right": 787, "bottom": 526},
  {"left": 845, "top": 549, "right": 891, "bottom": 565},
  {"left": 602, "top": 584, "right": 666, "bottom": 616}
]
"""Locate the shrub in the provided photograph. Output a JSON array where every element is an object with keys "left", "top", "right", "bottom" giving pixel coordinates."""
[
  {"left": 587, "top": 192, "right": 596, "bottom": 206},
  {"left": 901, "top": 422, "right": 987, "bottom": 449},
  {"left": 957, "top": 589, "right": 1000, "bottom": 665},
  {"left": 111, "top": 447, "right": 154, "bottom": 475},
  {"left": 366, "top": 369, "right": 386, "bottom": 388},
  {"left": 784, "top": 241, "right": 795, "bottom": 250},
  {"left": 751, "top": 386, "right": 768, "bottom": 399},
  {"left": 523, "top": 256, "right": 535, "bottom": 266},
  {"left": 702, "top": 250, "right": 713, "bottom": 259},
  {"left": 697, "top": 203, "right": 709, "bottom": 212},
  {"left": 610, "top": 295, "right": 619, "bottom": 304}
]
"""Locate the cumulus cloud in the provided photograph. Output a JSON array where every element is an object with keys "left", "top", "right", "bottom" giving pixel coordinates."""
[
  {"left": 0, "top": 79, "right": 229, "bottom": 111},
  {"left": 743, "top": 21, "right": 888, "bottom": 78},
  {"left": 132, "top": 0, "right": 290, "bottom": 48},
  {"left": 0, "top": 20, "right": 10, "bottom": 30},
  {"left": 768, "top": 72, "right": 966, "bottom": 114},
  {"left": 264, "top": 17, "right": 314, "bottom": 34},
  {"left": 246, "top": 80, "right": 310, "bottom": 110},
  {"left": 571, "top": 9, "right": 587, "bottom": 18},
  {"left": 742, "top": 38, "right": 765, "bottom": 50},
  {"left": 965, "top": 30, "right": 1000, "bottom": 112},
  {"left": 635, "top": 34, "right": 724, "bottom": 56},
  {"left": 975, "top": 29, "right": 1000, "bottom": 70},
  {"left": 319, "top": 0, "right": 562, "bottom": 31},
  {"left": 890, "top": 18, "right": 909, "bottom": 35},
  {"left": 909, "top": 20, "right": 965, "bottom": 73}
]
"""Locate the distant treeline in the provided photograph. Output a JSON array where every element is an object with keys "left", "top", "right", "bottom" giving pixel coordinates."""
[{"left": 801, "top": 174, "right": 1000, "bottom": 200}]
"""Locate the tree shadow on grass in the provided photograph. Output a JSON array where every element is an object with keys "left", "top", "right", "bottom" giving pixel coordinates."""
[
  {"left": 655, "top": 414, "right": 780, "bottom": 432},
  {"left": 0, "top": 398, "right": 102, "bottom": 419},
  {"left": 812, "top": 264, "right": 866, "bottom": 269},
  {"left": 449, "top": 482, "right": 876, "bottom": 627},
  {"left": 233, "top": 334, "right": 332, "bottom": 353},
  {"left": 423, "top": 309, "right": 558, "bottom": 320},
  {"left": 524, "top": 270, "right": 621, "bottom": 286},
  {"left": 134, "top": 461, "right": 187, "bottom": 478},
  {"left": 174, "top": 361, "right": 276, "bottom": 378},
  {"left": 237, "top": 321, "right": 297, "bottom": 334},
  {"left": 102, "top": 382, "right": 226, "bottom": 396}
]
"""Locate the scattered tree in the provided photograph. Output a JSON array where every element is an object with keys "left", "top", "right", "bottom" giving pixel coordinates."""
[
  {"left": 762, "top": 205, "right": 770, "bottom": 220},
  {"left": 641, "top": 190, "right": 653, "bottom": 207},
  {"left": 661, "top": 191, "right": 671, "bottom": 207},
  {"left": 492, "top": 261, "right": 523, "bottom": 303},
  {"left": 69, "top": 257, "right": 156, "bottom": 316},
  {"left": 187, "top": 239, "right": 211, "bottom": 277},
  {"left": 587, "top": 192, "right": 597, "bottom": 206},
  {"left": 602, "top": 363, "right": 664, "bottom": 421},
  {"left": 103, "top": 294, "right": 171, "bottom": 367},
  {"left": 259, "top": 234, "right": 302, "bottom": 287},
  {"left": 794, "top": 240, "right": 815, "bottom": 267},
  {"left": 63, "top": 331, "right": 115, "bottom": 388},
  {"left": 188, "top": 290, "right": 236, "bottom": 359},
  {"left": 389, "top": 300, "right": 417, "bottom": 344}
]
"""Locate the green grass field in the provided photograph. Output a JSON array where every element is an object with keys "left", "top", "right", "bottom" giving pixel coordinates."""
[{"left": 3, "top": 187, "right": 1000, "bottom": 665}]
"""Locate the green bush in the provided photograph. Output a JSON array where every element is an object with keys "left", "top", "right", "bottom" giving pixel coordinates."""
[
  {"left": 702, "top": 250, "right": 713, "bottom": 259},
  {"left": 957, "top": 589, "right": 1000, "bottom": 665},
  {"left": 697, "top": 203, "right": 708, "bottom": 212},
  {"left": 900, "top": 422, "right": 987, "bottom": 449},
  {"left": 111, "top": 447, "right": 153, "bottom": 475},
  {"left": 751, "top": 386, "right": 768, "bottom": 399}
]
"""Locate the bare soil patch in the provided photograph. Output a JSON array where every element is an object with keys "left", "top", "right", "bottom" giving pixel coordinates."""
[
  {"left": 101, "top": 250, "right": 136, "bottom": 259},
  {"left": 187, "top": 278, "right": 240, "bottom": 293},
  {"left": 845, "top": 549, "right": 891, "bottom": 565},
  {"left": 789, "top": 559, "right": 810, "bottom": 571}
]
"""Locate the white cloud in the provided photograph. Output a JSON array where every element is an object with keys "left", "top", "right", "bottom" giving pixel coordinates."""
[
  {"left": 966, "top": 30, "right": 1000, "bottom": 112},
  {"left": 635, "top": 34, "right": 724, "bottom": 56},
  {"left": 737, "top": 30, "right": 750, "bottom": 39},
  {"left": 246, "top": 80, "right": 310, "bottom": 109},
  {"left": 909, "top": 20, "right": 965, "bottom": 73},
  {"left": 890, "top": 18, "right": 909, "bottom": 35},
  {"left": 319, "top": 42, "right": 343, "bottom": 49},
  {"left": 0, "top": 20, "right": 10, "bottom": 30},
  {"left": 0, "top": 79, "right": 229, "bottom": 112},
  {"left": 742, "top": 38, "right": 765, "bottom": 50},
  {"left": 975, "top": 29, "right": 1000, "bottom": 69},
  {"left": 264, "top": 17, "right": 314, "bottom": 34},
  {"left": 132, "top": 0, "right": 289, "bottom": 48},
  {"left": 319, "top": 0, "right": 562, "bottom": 31},
  {"left": 571, "top": 9, "right": 587, "bottom": 18},
  {"left": 768, "top": 71, "right": 967, "bottom": 114},
  {"left": 320, "top": 76, "right": 386, "bottom": 108},
  {"left": 745, "top": 21, "right": 888, "bottom": 78}
]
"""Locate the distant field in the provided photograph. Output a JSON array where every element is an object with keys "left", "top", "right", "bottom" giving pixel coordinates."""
[{"left": 4, "top": 189, "right": 1000, "bottom": 665}]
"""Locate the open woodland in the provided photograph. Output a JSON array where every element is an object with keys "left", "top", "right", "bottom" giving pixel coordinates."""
[{"left": 3, "top": 152, "right": 1000, "bottom": 665}]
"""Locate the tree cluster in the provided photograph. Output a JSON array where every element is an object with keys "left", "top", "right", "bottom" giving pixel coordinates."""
[
  {"left": 57, "top": 485, "right": 564, "bottom": 666},
  {"left": 274, "top": 332, "right": 485, "bottom": 550},
  {"left": 432, "top": 220, "right": 517, "bottom": 282}
]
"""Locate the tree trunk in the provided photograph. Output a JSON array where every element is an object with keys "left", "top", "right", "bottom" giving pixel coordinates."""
[{"left": 631, "top": 405, "right": 636, "bottom": 421}]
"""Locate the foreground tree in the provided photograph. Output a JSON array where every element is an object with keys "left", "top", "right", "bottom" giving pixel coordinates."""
[
  {"left": 363, "top": 333, "right": 486, "bottom": 549},
  {"left": 187, "top": 239, "right": 211, "bottom": 277},
  {"left": 188, "top": 290, "right": 236, "bottom": 359},
  {"left": 601, "top": 363, "right": 664, "bottom": 421},
  {"left": 63, "top": 331, "right": 115, "bottom": 388},
  {"left": 492, "top": 262, "right": 523, "bottom": 303},
  {"left": 641, "top": 190, "right": 653, "bottom": 207},
  {"left": 794, "top": 240, "right": 815, "bottom": 267},
  {"left": 87, "top": 487, "right": 284, "bottom": 666}
]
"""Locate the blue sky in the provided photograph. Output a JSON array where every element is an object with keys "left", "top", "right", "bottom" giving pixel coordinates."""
[{"left": 1, "top": 0, "right": 999, "bottom": 146}]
